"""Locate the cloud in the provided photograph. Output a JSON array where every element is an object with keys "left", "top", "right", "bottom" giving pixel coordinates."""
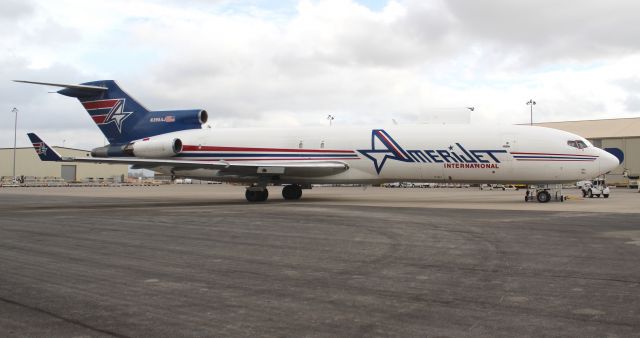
[
  {"left": 0, "top": 0, "right": 34, "bottom": 22},
  {"left": 2, "top": 0, "right": 640, "bottom": 150},
  {"left": 445, "top": 0, "right": 640, "bottom": 63}
]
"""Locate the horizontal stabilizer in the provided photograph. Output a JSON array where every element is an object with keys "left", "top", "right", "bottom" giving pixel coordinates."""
[{"left": 13, "top": 80, "right": 108, "bottom": 91}]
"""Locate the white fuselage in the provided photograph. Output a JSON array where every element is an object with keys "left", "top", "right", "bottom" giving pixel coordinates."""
[{"left": 138, "top": 124, "right": 619, "bottom": 184}]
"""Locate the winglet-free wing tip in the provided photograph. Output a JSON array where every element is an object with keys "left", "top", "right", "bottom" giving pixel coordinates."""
[
  {"left": 26, "top": 132, "right": 62, "bottom": 162},
  {"left": 13, "top": 80, "right": 108, "bottom": 91}
]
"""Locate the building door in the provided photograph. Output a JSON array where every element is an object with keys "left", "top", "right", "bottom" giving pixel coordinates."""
[{"left": 61, "top": 165, "right": 77, "bottom": 182}]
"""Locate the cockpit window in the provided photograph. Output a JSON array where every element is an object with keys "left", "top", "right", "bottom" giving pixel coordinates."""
[{"left": 568, "top": 140, "right": 588, "bottom": 149}]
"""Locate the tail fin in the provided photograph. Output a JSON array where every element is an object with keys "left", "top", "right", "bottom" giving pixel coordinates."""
[
  {"left": 15, "top": 80, "right": 207, "bottom": 145},
  {"left": 27, "top": 133, "right": 62, "bottom": 161},
  {"left": 57, "top": 80, "right": 150, "bottom": 145}
]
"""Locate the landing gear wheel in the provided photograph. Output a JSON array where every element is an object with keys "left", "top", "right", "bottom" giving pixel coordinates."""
[
  {"left": 282, "top": 184, "right": 303, "bottom": 200},
  {"left": 536, "top": 190, "right": 551, "bottom": 203},
  {"left": 587, "top": 190, "right": 593, "bottom": 198},
  {"left": 245, "top": 189, "right": 269, "bottom": 202}
]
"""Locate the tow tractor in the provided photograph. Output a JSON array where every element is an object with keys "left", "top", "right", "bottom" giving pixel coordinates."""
[
  {"left": 525, "top": 184, "right": 567, "bottom": 203},
  {"left": 581, "top": 176, "right": 610, "bottom": 198},
  {"left": 625, "top": 173, "right": 639, "bottom": 192}
]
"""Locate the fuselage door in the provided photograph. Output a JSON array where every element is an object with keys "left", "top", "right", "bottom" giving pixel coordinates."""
[
  {"left": 499, "top": 134, "right": 517, "bottom": 180},
  {"left": 501, "top": 134, "right": 517, "bottom": 158}
]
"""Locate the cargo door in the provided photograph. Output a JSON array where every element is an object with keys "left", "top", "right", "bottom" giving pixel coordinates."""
[{"left": 498, "top": 134, "right": 516, "bottom": 181}]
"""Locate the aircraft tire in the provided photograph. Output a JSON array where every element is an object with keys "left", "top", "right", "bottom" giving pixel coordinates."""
[
  {"left": 246, "top": 189, "right": 269, "bottom": 202},
  {"left": 258, "top": 189, "right": 269, "bottom": 202},
  {"left": 245, "top": 189, "right": 258, "bottom": 202},
  {"left": 536, "top": 190, "right": 551, "bottom": 203},
  {"left": 588, "top": 190, "right": 593, "bottom": 198},
  {"left": 282, "top": 184, "right": 303, "bottom": 200}
]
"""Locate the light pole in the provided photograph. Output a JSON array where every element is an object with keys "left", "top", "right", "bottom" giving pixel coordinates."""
[
  {"left": 11, "top": 107, "right": 18, "bottom": 183},
  {"left": 526, "top": 99, "right": 536, "bottom": 125},
  {"left": 327, "top": 114, "right": 335, "bottom": 126}
]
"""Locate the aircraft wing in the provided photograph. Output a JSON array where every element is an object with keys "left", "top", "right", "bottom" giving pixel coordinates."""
[
  {"left": 71, "top": 157, "right": 348, "bottom": 177},
  {"left": 27, "top": 133, "right": 349, "bottom": 177}
]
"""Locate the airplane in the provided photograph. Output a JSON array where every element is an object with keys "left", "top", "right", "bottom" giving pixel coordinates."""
[{"left": 16, "top": 80, "right": 619, "bottom": 203}]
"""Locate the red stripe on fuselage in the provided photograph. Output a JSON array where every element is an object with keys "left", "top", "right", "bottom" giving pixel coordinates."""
[
  {"left": 515, "top": 159, "right": 596, "bottom": 161},
  {"left": 82, "top": 99, "right": 119, "bottom": 110},
  {"left": 181, "top": 145, "right": 355, "bottom": 153}
]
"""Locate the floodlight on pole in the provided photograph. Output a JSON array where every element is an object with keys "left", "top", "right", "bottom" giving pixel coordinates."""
[
  {"left": 526, "top": 99, "right": 536, "bottom": 126},
  {"left": 12, "top": 107, "right": 18, "bottom": 183},
  {"left": 327, "top": 114, "right": 335, "bottom": 126}
]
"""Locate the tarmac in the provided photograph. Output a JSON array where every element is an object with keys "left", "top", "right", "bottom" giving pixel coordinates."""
[{"left": 0, "top": 185, "right": 639, "bottom": 337}]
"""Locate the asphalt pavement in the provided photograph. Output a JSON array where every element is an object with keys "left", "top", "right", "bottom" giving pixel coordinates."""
[{"left": 0, "top": 187, "right": 639, "bottom": 337}]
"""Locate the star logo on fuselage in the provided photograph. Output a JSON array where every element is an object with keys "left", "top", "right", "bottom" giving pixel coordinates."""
[
  {"left": 357, "top": 129, "right": 413, "bottom": 174},
  {"left": 104, "top": 99, "right": 133, "bottom": 133}
]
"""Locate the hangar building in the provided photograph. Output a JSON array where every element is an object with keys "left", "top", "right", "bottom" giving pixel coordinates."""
[
  {"left": 1, "top": 146, "right": 128, "bottom": 183},
  {"left": 535, "top": 117, "right": 640, "bottom": 185}
]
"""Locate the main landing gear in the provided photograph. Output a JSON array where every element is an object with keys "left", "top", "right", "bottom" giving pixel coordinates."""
[
  {"left": 245, "top": 184, "right": 303, "bottom": 202},
  {"left": 245, "top": 188, "right": 268, "bottom": 202},
  {"left": 282, "top": 184, "right": 303, "bottom": 200}
]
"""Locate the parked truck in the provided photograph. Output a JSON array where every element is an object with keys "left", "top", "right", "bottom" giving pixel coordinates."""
[{"left": 581, "top": 176, "right": 611, "bottom": 198}]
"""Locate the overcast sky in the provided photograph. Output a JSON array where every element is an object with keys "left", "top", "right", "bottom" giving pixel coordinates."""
[{"left": 2, "top": 0, "right": 640, "bottom": 149}]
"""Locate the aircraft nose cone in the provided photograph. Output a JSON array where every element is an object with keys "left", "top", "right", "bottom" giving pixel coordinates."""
[{"left": 600, "top": 150, "right": 620, "bottom": 173}]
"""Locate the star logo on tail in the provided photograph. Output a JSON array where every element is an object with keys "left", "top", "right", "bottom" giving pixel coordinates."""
[
  {"left": 33, "top": 142, "right": 47, "bottom": 155},
  {"left": 104, "top": 99, "right": 133, "bottom": 133},
  {"left": 357, "top": 129, "right": 414, "bottom": 174}
]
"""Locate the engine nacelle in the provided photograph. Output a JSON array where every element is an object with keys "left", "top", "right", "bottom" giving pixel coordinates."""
[
  {"left": 125, "top": 138, "right": 183, "bottom": 158},
  {"left": 149, "top": 109, "right": 208, "bottom": 125}
]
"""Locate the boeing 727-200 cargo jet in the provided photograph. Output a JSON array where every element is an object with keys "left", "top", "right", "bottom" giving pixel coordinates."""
[{"left": 15, "top": 80, "right": 619, "bottom": 202}]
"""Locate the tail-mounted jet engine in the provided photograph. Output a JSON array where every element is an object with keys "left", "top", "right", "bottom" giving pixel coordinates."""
[{"left": 123, "top": 138, "right": 183, "bottom": 158}]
